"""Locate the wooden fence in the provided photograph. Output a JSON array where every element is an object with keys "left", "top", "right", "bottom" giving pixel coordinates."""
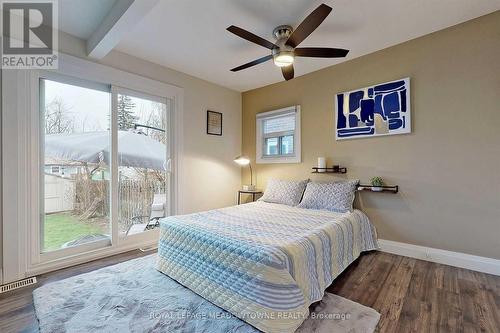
[
  {"left": 74, "top": 177, "right": 165, "bottom": 231},
  {"left": 118, "top": 179, "right": 166, "bottom": 230}
]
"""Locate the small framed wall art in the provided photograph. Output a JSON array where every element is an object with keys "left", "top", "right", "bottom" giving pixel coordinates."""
[{"left": 206, "top": 110, "right": 223, "bottom": 136}]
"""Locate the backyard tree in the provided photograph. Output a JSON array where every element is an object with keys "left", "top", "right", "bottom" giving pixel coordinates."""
[
  {"left": 144, "top": 102, "right": 167, "bottom": 143},
  {"left": 45, "top": 97, "right": 74, "bottom": 134},
  {"left": 117, "top": 94, "right": 137, "bottom": 130}
]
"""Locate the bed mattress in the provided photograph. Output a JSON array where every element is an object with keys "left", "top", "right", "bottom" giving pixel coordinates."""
[{"left": 156, "top": 201, "right": 378, "bottom": 333}]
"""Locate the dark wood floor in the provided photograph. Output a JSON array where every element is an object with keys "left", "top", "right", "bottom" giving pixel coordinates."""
[
  {"left": 0, "top": 250, "right": 498, "bottom": 333},
  {"left": 327, "top": 252, "right": 500, "bottom": 333}
]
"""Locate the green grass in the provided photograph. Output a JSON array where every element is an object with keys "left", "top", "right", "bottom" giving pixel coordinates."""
[{"left": 43, "top": 212, "right": 106, "bottom": 251}]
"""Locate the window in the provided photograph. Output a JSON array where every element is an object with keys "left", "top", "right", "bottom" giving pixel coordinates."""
[
  {"left": 38, "top": 74, "right": 172, "bottom": 256},
  {"left": 256, "top": 106, "right": 301, "bottom": 163},
  {"left": 2, "top": 55, "right": 182, "bottom": 280},
  {"left": 41, "top": 77, "right": 112, "bottom": 252},
  {"left": 115, "top": 90, "right": 169, "bottom": 237}
]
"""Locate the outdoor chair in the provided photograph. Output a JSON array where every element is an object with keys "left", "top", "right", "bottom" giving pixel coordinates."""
[{"left": 126, "top": 193, "right": 166, "bottom": 235}]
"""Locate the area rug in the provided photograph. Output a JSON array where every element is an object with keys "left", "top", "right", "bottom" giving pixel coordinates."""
[{"left": 33, "top": 255, "right": 380, "bottom": 333}]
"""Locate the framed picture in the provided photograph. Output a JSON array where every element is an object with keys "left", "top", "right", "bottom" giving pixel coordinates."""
[
  {"left": 207, "top": 110, "right": 222, "bottom": 136},
  {"left": 335, "top": 77, "right": 411, "bottom": 140}
]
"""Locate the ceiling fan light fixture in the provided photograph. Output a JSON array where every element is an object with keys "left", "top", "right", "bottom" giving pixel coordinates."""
[
  {"left": 227, "top": 4, "right": 347, "bottom": 81},
  {"left": 273, "top": 51, "right": 294, "bottom": 67}
]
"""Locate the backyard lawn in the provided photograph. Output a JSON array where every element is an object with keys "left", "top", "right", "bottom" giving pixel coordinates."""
[{"left": 43, "top": 212, "right": 107, "bottom": 251}]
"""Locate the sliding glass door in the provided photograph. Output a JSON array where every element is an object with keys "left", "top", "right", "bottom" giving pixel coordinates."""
[
  {"left": 41, "top": 77, "right": 112, "bottom": 252},
  {"left": 39, "top": 75, "right": 172, "bottom": 257},
  {"left": 114, "top": 89, "right": 170, "bottom": 238}
]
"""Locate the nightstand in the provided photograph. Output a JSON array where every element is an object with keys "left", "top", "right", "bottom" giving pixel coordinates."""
[{"left": 237, "top": 190, "right": 263, "bottom": 205}]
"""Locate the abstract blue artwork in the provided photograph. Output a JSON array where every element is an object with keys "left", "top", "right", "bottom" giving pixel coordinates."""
[{"left": 335, "top": 78, "right": 411, "bottom": 140}]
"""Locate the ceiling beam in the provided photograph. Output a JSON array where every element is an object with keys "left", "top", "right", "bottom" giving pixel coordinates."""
[{"left": 86, "top": 0, "right": 159, "bottom": 59}]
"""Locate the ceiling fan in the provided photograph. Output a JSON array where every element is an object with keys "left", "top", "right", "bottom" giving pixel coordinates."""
[{"left": 227, "top": 3, "right": 349, "bottom": 81}]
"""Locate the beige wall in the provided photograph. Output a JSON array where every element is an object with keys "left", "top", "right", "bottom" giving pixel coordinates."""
[
  {"left": 242, "top": 12, "right": 500, "bottom": 259},
  {"left": 58, "top": 33, "right": 242, "bottom": 214}
]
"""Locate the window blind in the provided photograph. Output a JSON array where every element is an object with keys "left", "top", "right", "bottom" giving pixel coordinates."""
[{"left": 263, "top": 114, "right": 295, "bottom": 134}]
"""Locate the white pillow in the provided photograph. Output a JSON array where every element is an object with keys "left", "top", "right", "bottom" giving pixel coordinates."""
[
  {"left": 297, "top": 180, "right": 359, "bottom": 212},
  {"left": 260, "top": 179, "right": 309, "bottom": 206}
]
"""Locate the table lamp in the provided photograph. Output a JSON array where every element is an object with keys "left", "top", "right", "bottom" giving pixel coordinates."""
[{"left": 234, "top": 156, "right": 255, "bottom": 191}]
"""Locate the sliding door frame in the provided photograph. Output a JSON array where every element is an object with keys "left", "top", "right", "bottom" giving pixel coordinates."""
[
  {"left": 110, "top": 85, "right": 173, "bottom": 243},
  {"left": 2, "top": 54, "right": 183, "bottom": 282},
  {"left": 31, "top": 71, "right": 114, "bottom": 265}
]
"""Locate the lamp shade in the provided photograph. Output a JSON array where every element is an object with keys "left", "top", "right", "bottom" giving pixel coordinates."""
[{"left": 234, "top": 156, "right": 250, "bottom": 166}]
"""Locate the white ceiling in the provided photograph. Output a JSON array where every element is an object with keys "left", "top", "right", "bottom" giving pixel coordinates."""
[
  {"left": 59, "top": 0, "right": 117, "bottom": 39},
  {"left": 59, "top": 0, "right": 500, "bottom": 92}
]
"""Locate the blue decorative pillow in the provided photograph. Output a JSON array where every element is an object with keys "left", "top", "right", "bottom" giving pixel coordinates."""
[
  {"left": 260, "top": 179, "right": 309, "bottom": 206},
  {"left": 297, "top": 180, "right": 359, "bottom": 212}
]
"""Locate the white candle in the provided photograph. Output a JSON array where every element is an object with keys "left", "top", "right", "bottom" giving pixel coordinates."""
[{"left": 318, "top": 157, "right": 326, "bottom": 172}]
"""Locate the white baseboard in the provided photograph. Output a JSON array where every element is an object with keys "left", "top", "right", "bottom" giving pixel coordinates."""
[{"left": 378, "top": 239, "right": 500, "bottom": 276}]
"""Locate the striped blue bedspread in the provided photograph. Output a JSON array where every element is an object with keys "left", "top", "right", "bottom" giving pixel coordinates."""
[{"left": 156, "top": 201, "right": 378, "bottom": 333}]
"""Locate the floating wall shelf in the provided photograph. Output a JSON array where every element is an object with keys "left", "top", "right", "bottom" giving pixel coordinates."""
[
  {"left": 311, "top": 167, "right": 347, "bottom": 174},
  {"left": 357, "top": 185, "right": 399, "bottom": 193}
]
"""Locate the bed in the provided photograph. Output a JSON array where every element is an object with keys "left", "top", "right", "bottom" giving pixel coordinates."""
[{"left": 156, "top": 201, "right": 378, "bottom": 333}]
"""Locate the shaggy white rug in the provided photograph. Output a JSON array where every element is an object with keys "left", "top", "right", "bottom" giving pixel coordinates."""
[{"left": 34, "top": 255, "right": 380, "bottom": 333}]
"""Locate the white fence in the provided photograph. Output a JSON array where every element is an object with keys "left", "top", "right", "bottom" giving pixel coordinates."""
[{"left": 44, "top": 174, "right": 75, "bottom": 213}]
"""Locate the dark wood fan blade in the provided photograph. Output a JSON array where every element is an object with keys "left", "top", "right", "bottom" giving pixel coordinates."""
[
  {"left": 286, "top": 4, "right": 332, "bottom": 48},
  {"left": 295, "top": 47, "right": 349, "bottom": 58},
  {"left": 281, "top": 65, "right": 294, "bottom": 81},
  {"left": 227, "top": 25, "right": 277, "bottom": 50},
  {"left": 230, "top": 54, "right": 273, "bottom": 72}
]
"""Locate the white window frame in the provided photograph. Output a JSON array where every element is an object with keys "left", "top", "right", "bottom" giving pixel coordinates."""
[
  {"left": 1, "top": 53, "right": 183, "bottom": 280},
  {"left": 35, "top": 72, "right": 114, "bottom": 264},
  {"left": 256, "top": 105, "right": 301, "bottom": 164},
  {"left": 112, "top": 85, "right": 174, "bottom": 238}
]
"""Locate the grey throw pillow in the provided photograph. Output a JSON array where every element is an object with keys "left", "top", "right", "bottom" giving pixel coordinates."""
[
  {"left": 260, "top": 179, "right": 309, "bottom": 206},
  {"left": 297, "top": 180, "right": 359, "bottom": 212}
]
